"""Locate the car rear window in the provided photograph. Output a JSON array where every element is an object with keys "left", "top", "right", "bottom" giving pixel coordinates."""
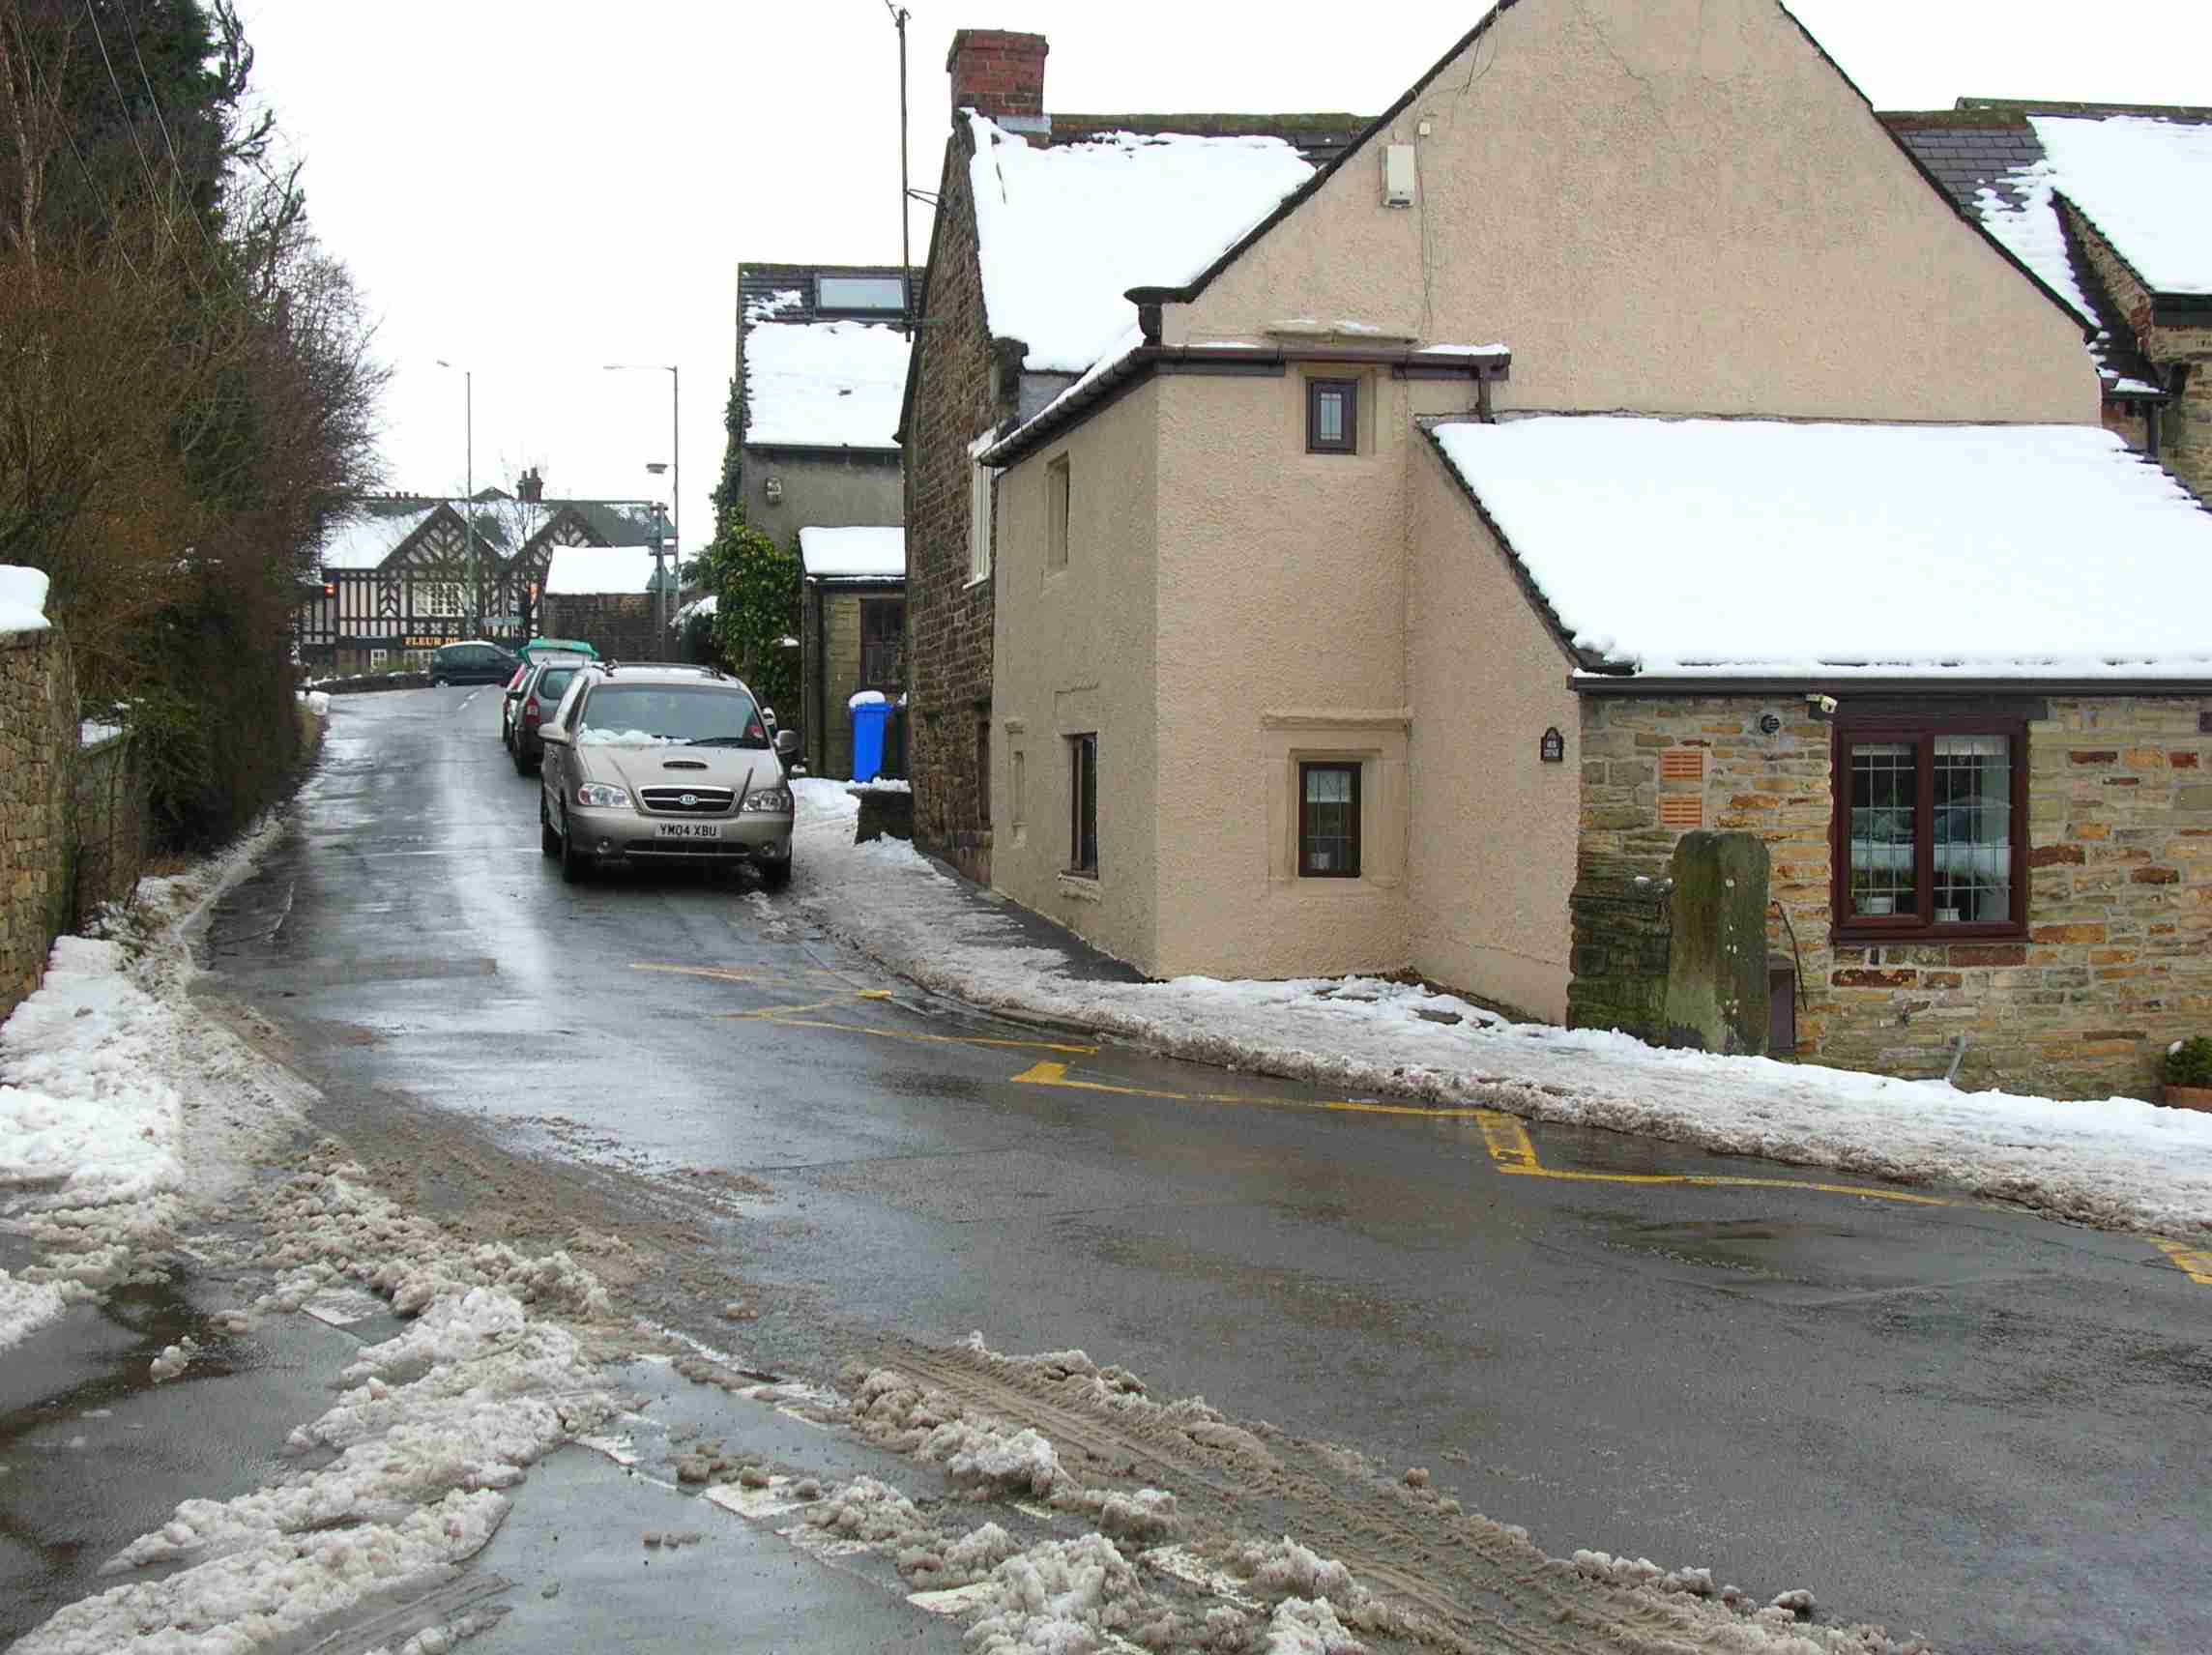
[
  {"left": 538, "top": 667, "right": 577, "bottom": 700},
  {"left": 576, "top": 684, "right": 766, "bottom": 747}
]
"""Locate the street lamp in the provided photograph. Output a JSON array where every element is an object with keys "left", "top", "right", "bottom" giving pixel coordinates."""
[
  {"left": 604, "top": 363, "right": 679, "bottom": 652},
  {"left": 433, "top": 360, "right": 479, "bottom": 637}
]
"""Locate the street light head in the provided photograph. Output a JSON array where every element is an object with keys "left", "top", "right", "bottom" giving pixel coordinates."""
[{"left": 645, "top": 462, "right": 669, "bottom": 476}]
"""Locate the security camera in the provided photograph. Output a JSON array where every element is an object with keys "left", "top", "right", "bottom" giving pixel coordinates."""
[{"left": 1807, "top": 693, "right": 1838, "bottom": 718}]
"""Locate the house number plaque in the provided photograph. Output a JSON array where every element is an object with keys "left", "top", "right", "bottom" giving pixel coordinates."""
[{"left": 1539, "top": 727, "right": 1564, "bottom": 763}]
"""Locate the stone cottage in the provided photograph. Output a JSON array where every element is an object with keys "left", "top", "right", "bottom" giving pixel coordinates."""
[{"left": 904, "top": 0, "right": 2212, "bottom": 1098}]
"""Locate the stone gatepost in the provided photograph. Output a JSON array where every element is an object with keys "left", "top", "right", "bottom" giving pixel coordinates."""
[{"left": 1663, "top": 830, "right": 1771, "bottom": 1057}]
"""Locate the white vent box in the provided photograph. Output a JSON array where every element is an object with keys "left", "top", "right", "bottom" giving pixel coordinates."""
[{"left": 1382, "top": 143, "right": 1417, "bottom": 208}]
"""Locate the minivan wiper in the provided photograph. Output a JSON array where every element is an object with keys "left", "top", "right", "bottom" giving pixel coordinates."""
[{"left": 685, "top": 735, "right": 768, "bottom": 747}]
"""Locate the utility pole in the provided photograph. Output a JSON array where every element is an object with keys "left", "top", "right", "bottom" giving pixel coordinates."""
[{"left": 888, "top": 1, "right": 912, "bottom": 337}]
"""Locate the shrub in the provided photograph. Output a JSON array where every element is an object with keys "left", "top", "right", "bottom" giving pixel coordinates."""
[{"left": 2163, "top": 1037, "right": 2212, "bottom": 1089}]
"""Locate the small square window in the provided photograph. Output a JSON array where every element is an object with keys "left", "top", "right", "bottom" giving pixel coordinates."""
[
  {"left": 1047, "top": 456, "right": 1070, "bottom": 570},
  {"left": 1298, "top": 762, "right": 1360, "bottom": 878},
  {"left": 1068, "top": 734, "right": 1098, "bottom": 876},
  {"left": 1307, "top": 379, "right": 1357, "bottom": 455}
]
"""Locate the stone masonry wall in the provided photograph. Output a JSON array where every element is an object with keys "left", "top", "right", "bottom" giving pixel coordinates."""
[
  {"left": 1566, "top": 862, "right": 1673, "bottom": 1039},
  {"left": 904, "top": 119, "right": 1005, "bottom": 885},
  {"left": 2065, "top": 199, "right": 2212, "bottom": 508},
  {"left": 1578, "top": 693, "right": 2212, "bottom": 1099},
  {"left": 1, "top": 624, "right": 79, "bottom": 1019},
  {"left": 73, "top": 732, "right": 147, "bottom": 929},
  {"left": 538, "top": 594, "right": 659, "bottom": 664}
]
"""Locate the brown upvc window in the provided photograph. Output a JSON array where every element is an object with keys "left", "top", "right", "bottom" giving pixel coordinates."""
[
  {"left": 1307, "top": 379, "right": 1357, "bottom": 454},
  {"left": 1832, "top": 716, "right": 2027, "bottom": 939},
  {"left": 1068, "top": 734, "right": 1098, "bottom": 876},
  {"left": 1298, "top": 761, "right": 1361, "bottom": 878}
]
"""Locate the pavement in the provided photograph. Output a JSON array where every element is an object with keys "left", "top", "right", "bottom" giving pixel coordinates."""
[{"left": 5, "top": 682, "right": 2209, "bottom": 1655}]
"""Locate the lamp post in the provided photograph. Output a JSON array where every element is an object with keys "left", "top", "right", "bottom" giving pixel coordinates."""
[
  {"left": 604, "top": 363, "right": 679, "bottom": 653},
  {"left": 434, "top": 360, "right": 479, "bottom": 637}
]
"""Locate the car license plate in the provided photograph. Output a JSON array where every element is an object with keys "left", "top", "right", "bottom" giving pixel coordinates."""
[{"left": 655, "top": 822, "right": 721, "bottom": 840}]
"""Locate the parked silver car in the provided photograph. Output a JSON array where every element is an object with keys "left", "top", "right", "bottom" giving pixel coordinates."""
[{"left": 537, "top": 664, "right": 799, "bottom": 886}]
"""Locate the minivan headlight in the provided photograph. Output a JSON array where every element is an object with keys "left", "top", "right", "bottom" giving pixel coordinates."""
[
  {"left": 575, "top": 782, "right": 630, "bottom": 808},
  {"left": 742, "top": 786, "right": 794, "bottom": 814}
]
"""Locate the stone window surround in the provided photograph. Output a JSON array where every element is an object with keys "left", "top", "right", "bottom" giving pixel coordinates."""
[
  {"left": 967, "top": 431, "right": 998, "bottom": 587},
  {"left": 1046, "top": 453, "right": 1071, "bottom": 571}
]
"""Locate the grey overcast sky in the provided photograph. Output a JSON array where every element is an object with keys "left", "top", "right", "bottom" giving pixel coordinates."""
[{"left": 237, "top": 1, "right": 2212, "bottom": 559}]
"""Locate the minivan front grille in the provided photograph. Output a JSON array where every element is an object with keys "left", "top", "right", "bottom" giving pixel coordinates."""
[{"left": 639, "top": 787, "right": 735, "bottom": 815}]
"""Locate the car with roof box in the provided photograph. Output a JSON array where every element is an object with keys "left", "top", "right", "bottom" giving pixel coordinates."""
[{"left": 537, "top": 662, "right": 800, "bottom": 886}]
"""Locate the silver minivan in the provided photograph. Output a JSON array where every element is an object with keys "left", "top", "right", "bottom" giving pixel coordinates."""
[{"left": 537, "top": 664, "right": 799, "bottom": 886}]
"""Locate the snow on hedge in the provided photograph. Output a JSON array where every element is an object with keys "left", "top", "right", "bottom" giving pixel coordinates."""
[
  {"left": 968, "top": 114, "right": 1315, "bottom": 373},
  {"left": 1431, "top": 416, "right": 2212, "bottom": 678},
  {"left": 2030, "top": 115, "right": 2212, "bottom": 297},
  {"left": 788, "top": 779, "right": 2212, "bottom": 1236},
  {"left": 742, "top": 315, "right": 910, "bottom": 449},
  {"left": 0, "top": 563, "right": 50, "bottom": 633}
]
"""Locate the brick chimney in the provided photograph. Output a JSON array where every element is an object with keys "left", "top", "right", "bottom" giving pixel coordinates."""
[{"left": 946, "top": 29, "right": 1047, "bottom": 125}]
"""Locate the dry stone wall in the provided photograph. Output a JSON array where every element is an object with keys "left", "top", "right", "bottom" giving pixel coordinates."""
[
  {"left": 2, "top": 625, "right": 80, "bottom": 1017},
  {"left": 1577, "top": 692, "right": 2212, "bottom": 1099}
]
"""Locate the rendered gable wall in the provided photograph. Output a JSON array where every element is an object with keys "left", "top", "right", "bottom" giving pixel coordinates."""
[{"left": 1172, "top": 0, "right": 2099, "bottom": 425}]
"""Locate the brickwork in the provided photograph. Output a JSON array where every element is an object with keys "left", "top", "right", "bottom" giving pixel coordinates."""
[
  {"left": 538, "top": 594, "right": 660, "bottom": 663},
  {"left": 1, "top": 625, "right": 79, "bottom": 1019},
  {"left": 2062, "top": 199, "right": 2212, "bottom": 507},
  {"left": 1578, "top": 693, "right": 2212, "bottom": 1098},
  {"left": 904, "top": 117, "right": 1007, "bottom": 884},
  {"left": 946, "top": 30, "right": 1048, "bottom": 122}
]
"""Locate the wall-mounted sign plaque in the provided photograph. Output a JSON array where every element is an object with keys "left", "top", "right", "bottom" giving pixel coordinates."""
[{"left": 1539, "top": 727, "right": 1564, "bottom": 763}]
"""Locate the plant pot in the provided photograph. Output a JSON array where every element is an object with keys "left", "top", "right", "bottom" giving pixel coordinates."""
[
  {"left": 1859, "top": 896, "right": 1895, "bottom": 915},
  {"left": 2162, "top": 1084, "right": 2212, "bottom": 1112}
]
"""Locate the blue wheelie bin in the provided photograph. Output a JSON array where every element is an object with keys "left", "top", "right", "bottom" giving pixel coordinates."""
[{"left": 850, "top": 695, "right": 892, "bottom": 783}]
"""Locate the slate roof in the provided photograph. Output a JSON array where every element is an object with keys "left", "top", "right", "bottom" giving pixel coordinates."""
[
  {"left": 317, "top": 492, "right": 659, "bottom": 571},
  {"left": 1881, "top": 102, "right": 2212, "bottom": 398},
  {"left": 738, "top": 261, "right": 921, "bottom": 451}
]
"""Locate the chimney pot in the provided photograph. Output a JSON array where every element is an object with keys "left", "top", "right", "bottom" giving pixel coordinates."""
[{"left": 946, "top": 28, "right": 1047, "bottom": 124}]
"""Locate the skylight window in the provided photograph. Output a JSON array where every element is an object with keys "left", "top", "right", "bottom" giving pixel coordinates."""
[{"left": 816, "top": 276, "right": 907, "bottom": 314}]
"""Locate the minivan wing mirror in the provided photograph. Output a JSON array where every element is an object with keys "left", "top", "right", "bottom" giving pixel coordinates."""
[
  {"left": 774, "top": 729, "right": 800, "bottom": 758},
  {"left": 538, "top": 726, "right": 570, "bottom": 746}
]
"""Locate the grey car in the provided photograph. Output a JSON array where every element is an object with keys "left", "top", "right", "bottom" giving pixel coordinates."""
[{"left": 537, "top": 665, "right": 799, "bottom": 886}]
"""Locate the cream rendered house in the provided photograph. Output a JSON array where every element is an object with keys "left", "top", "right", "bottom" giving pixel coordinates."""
[{"left": 953, "top": 0, "right": 2212, "bottom": 1095}]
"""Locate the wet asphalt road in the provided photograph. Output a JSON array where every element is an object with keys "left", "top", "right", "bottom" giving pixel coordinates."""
[{"left": 206, "top": 686, "right": 2211, "bottom": 1655}]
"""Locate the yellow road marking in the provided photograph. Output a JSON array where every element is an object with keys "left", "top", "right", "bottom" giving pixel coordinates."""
[
  {"left": 737, "top": 1016, "right": 1097, "bottom": 1057},
  {"left": 2154, "top": 1239, "right": 2212, "bottom": 1286},
  {"left": 1013, "top": 1061, "right": 1496, "bottom": 1120},
  {"left": 632, "top": 963, "right": 773, "bottom": 984}
]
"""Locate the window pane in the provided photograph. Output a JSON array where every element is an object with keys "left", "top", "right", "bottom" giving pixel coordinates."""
[
  {"left": 1934, "top": 735, "right": 2012, "bottom": 922},
  {"left": 816, "top": 276, "right": 906, "bottom": 311},
  {"left": 1848, "top": 741, "right": 1915, "bottom": 916},
  {"left": 1301, "top": 764, "right": 1357, "bottom": 875},
  {"left": 1316, "top": 390, "right": 1345, "bottom": 446}
]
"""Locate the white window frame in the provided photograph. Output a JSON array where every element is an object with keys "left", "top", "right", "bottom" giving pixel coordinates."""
[{"left": 967, "top": 431, "right": 998, "bottom": 586}]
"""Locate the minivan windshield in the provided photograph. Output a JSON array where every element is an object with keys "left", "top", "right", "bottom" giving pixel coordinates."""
[{"left": 575, "top": 684, "right": 767, "bottom": 747}]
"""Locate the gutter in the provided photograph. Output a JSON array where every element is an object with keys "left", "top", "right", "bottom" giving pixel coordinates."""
[
  {"left": 982, "top": 343, "right": 1510, "bottom": 468},
  {"left": 1570, "top": 673, "right": 2212, "bottom": 697}
]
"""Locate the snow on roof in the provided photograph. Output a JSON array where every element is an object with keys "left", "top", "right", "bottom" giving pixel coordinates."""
[
  {"left": 743, "top": 318, "right": 910, "bottom": 449},
  {"left": 0, "top": 564, "right": 50, "bottom": 634},
  {"left": 543, "top": 544, "right": 658, "bottom": 596},
  {"left": 318, "top": 505, "right": 438, "bottom": 570},
  {"left": 968, "top": 113, "right": 1315, "bottom": 373},
  {"left": 744, "top": 287, "right": 803, "bottom": 322},
  {"left": 2030, "top": 116, "right": 2212, "bottom": 297},
  {"left": 799, "top": 526, "right": 905, "bottom": 580},
  {"left": 1430, "top": 416, "right": 2212, "bottom": 681}
]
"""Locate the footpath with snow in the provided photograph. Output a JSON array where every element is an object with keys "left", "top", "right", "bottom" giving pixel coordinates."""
[{"left": 791, "top": 779, "right": 2212, "bottom": 1238}]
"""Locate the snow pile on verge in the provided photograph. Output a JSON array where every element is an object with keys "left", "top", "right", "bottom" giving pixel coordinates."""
[
  {"left": 18, "top": 1158, "right": 621, "bottom": 1652},
  {"left": 790, "top": 780, "right": 2212, "bottom": 1235},
  {"left": 0, "top": 815, "right": 298, "bottom": 1350}
]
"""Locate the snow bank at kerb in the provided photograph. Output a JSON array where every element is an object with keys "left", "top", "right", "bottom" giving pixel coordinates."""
[{"left": 787, "top": 779, "right": 2212, "bottom": 1237}]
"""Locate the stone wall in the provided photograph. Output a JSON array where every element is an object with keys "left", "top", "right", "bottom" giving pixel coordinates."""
[
  {"left": 1577, "top": 692, "right": 2212, "bottom": 1098},
  {"left": 1566, "top": 860, "right": 1673, "bottom": 1038},
  {"left": 904, "top": 118, "right": 1004, "bottom": 885},
  {"left": 73, "top": 731, "right": 146, "bottom": 929},
  {"left": 1, "top": 624, "right": 79, "bottom": 1018},
  {"left": 2065, "top": 199, "right": 2212, "bottom": 508},
  {"left": 538, "top": 594, "right": 659, "bottom": 663}
]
